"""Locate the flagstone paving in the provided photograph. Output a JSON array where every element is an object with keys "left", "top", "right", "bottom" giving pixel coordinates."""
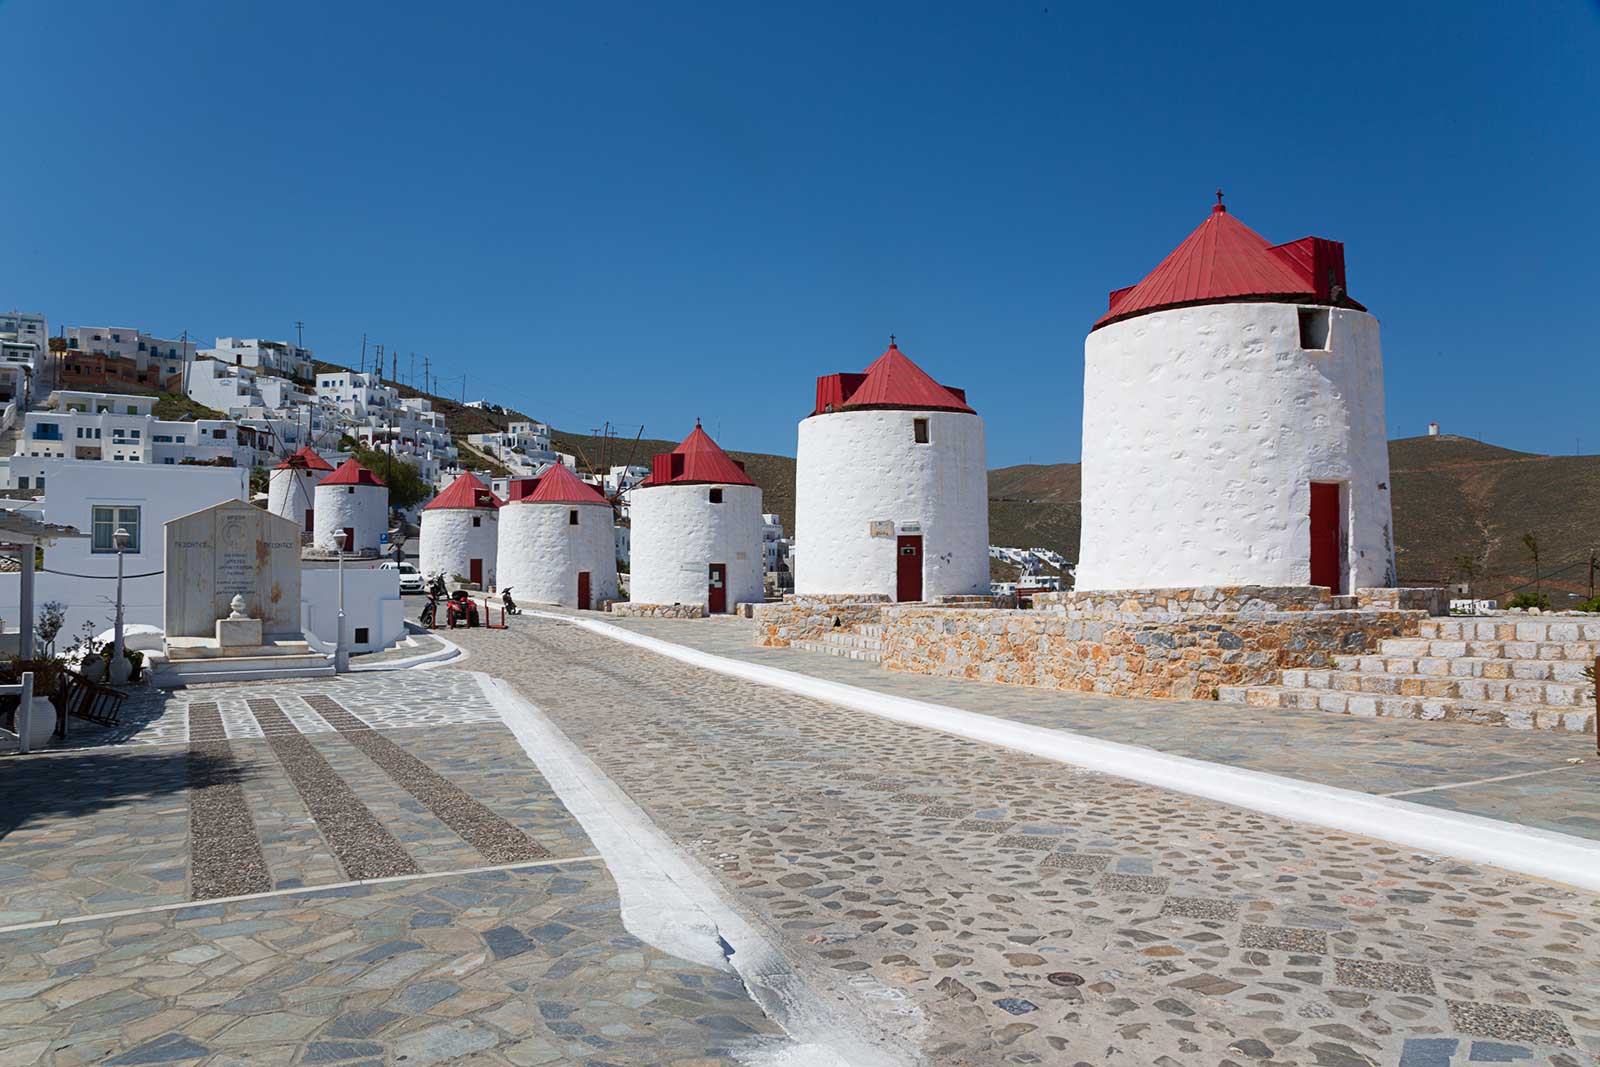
[
  {"left": 0, "top": 669, "right": 786, "bottom": 1065},
  {"left": 451, "top": 616, "right": 1600, "bottom": 1067},
  {"left": 599, "top": 613, "right": 1600, "bottom": 840}
]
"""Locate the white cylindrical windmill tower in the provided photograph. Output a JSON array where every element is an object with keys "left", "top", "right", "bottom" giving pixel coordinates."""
[
  {"left": 313, "top": 458, "right": 389, "bottom": 555},
  {"left": 794, "top": 338, "right": 988, "bottom": 602},
  {"left": 629, "top": 423, "right": 763, "bottom": 613},
  {"left": 267, "top": 446, "right": 333, "bottom": 539},
  {"left": 419, "top": 471, "right": 500, "bottom": 589},
  {"left": 1076, "top": 194, "right": 1394, "bottom": 594},
  {"left": 497, "top": 463, "right": 618, "bottom": 609}
]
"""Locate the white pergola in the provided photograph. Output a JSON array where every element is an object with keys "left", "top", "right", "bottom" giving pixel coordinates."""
[{"left": 0, "top": 510, "right": 88, "bottom": 659}]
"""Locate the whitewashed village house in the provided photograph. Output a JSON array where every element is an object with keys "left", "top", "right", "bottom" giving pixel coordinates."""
[
  {"left": 267, "top": 446, "right": 334, "bottom": 539},
  {"left": 628, "top": 424, "right": 763, "bottom": 614},
  {"left": 497, "top": 462, "right": 617, "bottom": 609},
  {"left": 1076, "top": 198, "right": 1394, "bottom": 594},
  {"left": 793, "top": 339, "right": 988, "bottom": 602},
  {"left": 313, "top": 458, "right": 388, "bottom": 556},
  {"left": 419, "top": 471, "right": 499, "bottom": 589}
]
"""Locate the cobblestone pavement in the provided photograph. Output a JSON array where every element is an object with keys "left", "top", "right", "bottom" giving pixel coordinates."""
[
  {"left": 0, "top": 669, "right": 786, "bottom": 1065},
  {"left": 452, "top": 616, "right": 1600, "bottom": 1067},
  {"left": 601, "top": 614, "right": 1600, "bottom": 841},
  {"left": 0, "top": 862, "right": 783, "bottom": 1067}
]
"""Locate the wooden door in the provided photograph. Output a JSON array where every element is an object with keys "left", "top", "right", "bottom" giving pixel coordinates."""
[
  {"left": 577, "top": 571, "right": 591, "bottom": 611},
  {"left": 304, "top": 508, "right": 314, "bottom": 533},
  {"left": 708, "top": 563, "right": 727, "bottom": 614},
  {"left": 469, "top": 559, "right": 483, "bottom": 589},
  {"left": 896, "top": 535, "right": 923, "bottom": 603},
  {"left": 342, "top": 527, "right": 355, "bottom": 553},
  {"left": 1309, "top": 482, "right": 1342, "bottom": 593}
]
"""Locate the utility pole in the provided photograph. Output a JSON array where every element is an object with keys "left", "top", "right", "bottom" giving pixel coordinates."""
[
  {"left": 460, "top": 374, "right": 466, "bottom": 405},
  {"left": 391, "top": 350, "right": 397, "bottom": 384},
  {"left": 374, "top": 344, "right": 384, "bottom": 383},
  {"left": 360, "top": 333, "right": 367, "bottom": 377},
  {"left": 295, "top": 320, "right": 304, "bottom": 351},
  {"left": 423, "top": 356, "right": 430, "bottom": 398},
  {"left": 410, "top": 352, "right": 415, "bottom": 389}
]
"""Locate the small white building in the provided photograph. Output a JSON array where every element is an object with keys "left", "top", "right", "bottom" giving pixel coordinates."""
[
  {"left": 629, "top": 424, "right": 763, "bottom": 613},
  {"left": 1075, "top": 198, "right": 1394, "bottom": 593},
  {"left": 12, "top": 391, "right": 251, "bottom": 476},
  {"left": 0, "top": 311, "right": 47, "bottom": 405},
  {"left": 794, "top": 338, "right": 989, "bottom": 602},
  {"left": 316, "top": 370, "right": 396, "bottom": 418},
  {"left": 0, "top": 460, "right": 249, "bottom": 643},
  {"left": 313, "top": 458, "right": 389, "bottom": 556},
  {"left": 267, "top": 446, "right": 334, "bottom": 538},
  {"left": 419, "top": 471, "right": 499, "bottom": 589},
  {"left": 497, "top": 463, "right": 617, "bottom": 609},
  {"left": 200, "top": 337, "right": 313, "bottom": 381}
]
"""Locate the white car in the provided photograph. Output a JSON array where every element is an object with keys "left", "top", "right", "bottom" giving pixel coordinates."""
[{"left": 379, "top": 561, "right": 425, "bottom": 594}]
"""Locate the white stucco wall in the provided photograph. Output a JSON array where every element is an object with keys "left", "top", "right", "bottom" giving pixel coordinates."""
[
  {"left": 267, "top": 468, "right": 323, "bottom": 531},
  {"left": 793, "top": 409, "right": 989, "bottom": 600},
  {"left": 301, "top": 566, "right": 405, "bottom": 653},
  {"left": 419, "top": 507, "right": 498, "bottom": 588},
  {"left": 629, "top": 482, "right": 764, "bottom": 610},
  {"left": 1076, "top": 302, "right": 1394, "bottom": 592},
  {"left": 313, "top": 483, "right": 388, "bottom": 554},
  {"left": 497, "top": 501, "right": 618, "bottom": 608}
]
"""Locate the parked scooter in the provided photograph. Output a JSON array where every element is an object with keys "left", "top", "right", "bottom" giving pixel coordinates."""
[
  {"left": 420, "top": 574, "right": 449, "bottom": 629},
  {"left": 501, "top": 587, "right": 521, "bottom": 616}
]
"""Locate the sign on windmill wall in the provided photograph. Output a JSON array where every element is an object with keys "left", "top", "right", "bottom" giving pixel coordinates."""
[{"left": 165, "top": 500, "right": 302, "bottom": 639}]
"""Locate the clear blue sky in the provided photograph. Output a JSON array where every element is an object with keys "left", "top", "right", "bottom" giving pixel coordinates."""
[{"left": 5, "top": 0, "right": 1596, "bottom": 466}]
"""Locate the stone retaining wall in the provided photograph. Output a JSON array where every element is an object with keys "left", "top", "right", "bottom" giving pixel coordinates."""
[
  {"left": 1035, "top": 585, "right": 1335, "bottom": 619},
  {"left": 609, "top": 602, "right": 707, "bottom": 619},
  {"left": 878, "top": 605, "right": 1424, "bottom": 700},
  {"left": 754, "top": 594, "right": 890, "bottom": 647},
  {"left": 1355, "top": 587, "right": 1448, "bottom": 616}
]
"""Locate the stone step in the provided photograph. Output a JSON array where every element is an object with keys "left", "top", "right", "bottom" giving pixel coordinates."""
[
  {"left": 1378, "top": 637, "right": 1599, "bottom": 661},
  {"left": 1275, "top": 668, "right": 1589, "bottom": 707},
  {"left": 1217, "top": 685, "right": 1595, "bottom": 733},
  {"left": 1420, "top": 618, "right": 1600, "bottom": 642},
  {"left": 790, "top": 639, "right": 883, "bottom": 663},
  {"left": 1330, "top": 654, "right": 1594, "bottom": 682}
]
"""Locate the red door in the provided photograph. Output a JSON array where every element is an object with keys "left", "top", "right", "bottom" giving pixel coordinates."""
[
  {"left": 469, "top": 559, "right": 483, "bottom": 589},
  {"left": 342, "top": 527, "right": 355, "bottom": 553},
  {"left": 708, "top": 563, "right": 727, "bottom": 614},
  {"left": 304, "top": 508, "right": 314, "bottom": 533},
  {"left": 1309, "top": 482, "right": 1342, "bottom": 593},
  {"left": 896, "top": 536, "right": 923, "bottom": 602},
  {"left": 577, "top": 571, "right": 591, "bottom": 611}
]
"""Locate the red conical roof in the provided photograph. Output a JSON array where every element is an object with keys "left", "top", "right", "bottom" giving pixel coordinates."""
[
  {"left": 320, "top": 457, "right": 385, "bottom": 488},
  {"left": 508, "top": 462, "right": 610, "bottom": 505},
  {"left": 809, "top": 339, "right": 974, "bottom": 416},
  {"left": 1093, "top": 197, "right": 1364, "bottom": 330},
  {"left": 641, "top": 424, "right": 755, "bottom": 487},
  {"left": 274, "top": 445, "right": 334, "bottom": 472},
  {"left": 423, "top": 471, "right": 501, "bottom": 511}
]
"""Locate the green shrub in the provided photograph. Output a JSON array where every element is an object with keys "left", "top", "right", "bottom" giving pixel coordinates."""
[
  {"left": 1505, "top": 592, "right": 1551, "bottom": 610},
  {"left": 1575, "top": 596, "right": 1600, "bottom": 613}
]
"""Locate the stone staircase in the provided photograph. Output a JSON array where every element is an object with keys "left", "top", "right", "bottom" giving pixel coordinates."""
[
  {"left": 792, "top": 622, "right": 884, "bottom": 663},
  {"left": 1219, "top": 616, "right": 1599, "bottom": 732}
]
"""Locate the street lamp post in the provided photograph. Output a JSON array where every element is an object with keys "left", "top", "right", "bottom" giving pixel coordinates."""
[
  {"left": 334, "top": 527, "right": 350, "bottom": 673},
  {"left": 108, "top": 526, "right": 131, "bottom": 684}
]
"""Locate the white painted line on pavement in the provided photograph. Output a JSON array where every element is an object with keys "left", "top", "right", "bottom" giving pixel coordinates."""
[
  {"left": 534, "top": 610, "right": 1600, "bottom": 895},
  {"left": 471, "top": 669, "right": 915, "bottom": 1067},
  {"left": 1382, "top": 761, "right": 1585, "bottom": 796},
  {"left": 0, "top": 854, "right": 604, "bottom": 935}
]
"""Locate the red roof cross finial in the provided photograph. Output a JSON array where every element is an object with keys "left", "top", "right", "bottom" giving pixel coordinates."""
[
  {"left": 889, "top": 333, "right": 896, "bottom": 347},
  {"left": 1214, "top": 188, "right": 1226, "bottom": 214}
]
